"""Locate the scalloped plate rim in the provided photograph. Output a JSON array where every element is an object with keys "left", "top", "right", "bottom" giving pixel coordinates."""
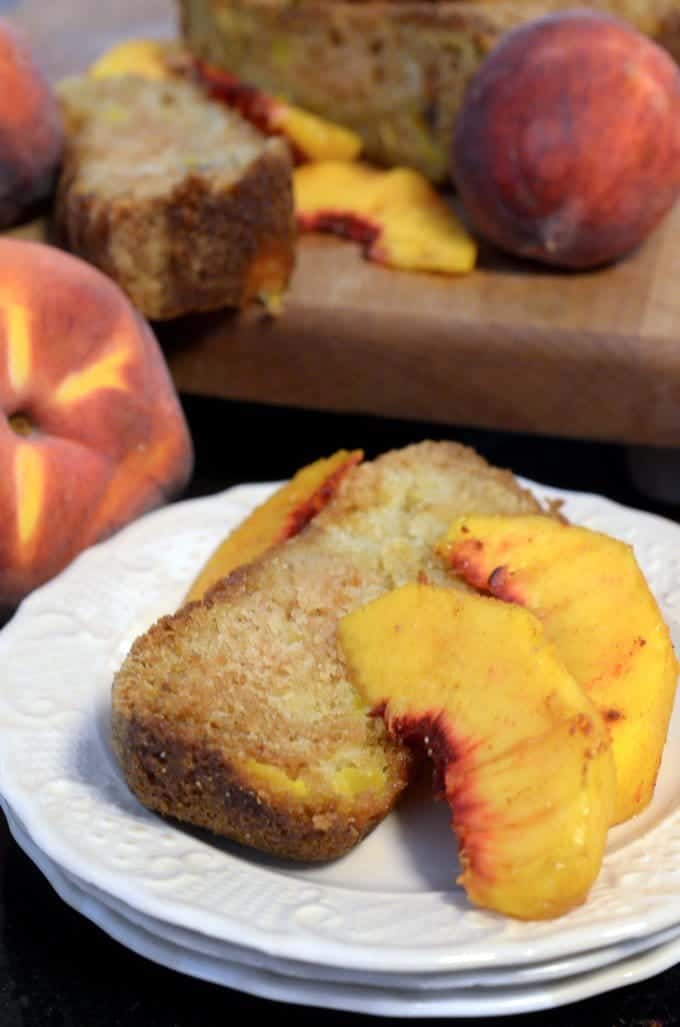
[{"left": 6, "top": 799, "right": 680, "bottom": 1017}]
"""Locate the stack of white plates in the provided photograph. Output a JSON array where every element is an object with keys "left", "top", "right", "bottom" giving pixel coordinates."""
[{"left": 1, "top": 477, "right": 679, "bottom": 1018}]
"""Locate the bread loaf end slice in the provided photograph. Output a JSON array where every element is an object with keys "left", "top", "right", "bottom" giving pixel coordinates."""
[{"left": 56, "top": 74, "right": 295, "bottom": 320}]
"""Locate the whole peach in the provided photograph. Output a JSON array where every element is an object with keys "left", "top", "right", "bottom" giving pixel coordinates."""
[
  {"left": 0, "top": 19, "right": 63, "bottom": 228},
  {"left": 451, "top": 10, "right": 680, "bottom": 268},
  {"left": 0, "top": 238, "right": 193, "bottom": 608}
]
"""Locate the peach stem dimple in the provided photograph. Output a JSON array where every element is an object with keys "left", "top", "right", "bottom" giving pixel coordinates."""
[{"left": 8, "top": 412, "right": 33, "bottom": 436}]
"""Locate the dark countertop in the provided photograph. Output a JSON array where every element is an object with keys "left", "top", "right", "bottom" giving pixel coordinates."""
[{"left": 1, "top": 392, "right": 680, "bottom": 1027}]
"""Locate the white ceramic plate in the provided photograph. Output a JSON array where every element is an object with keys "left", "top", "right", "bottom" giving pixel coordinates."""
[
  {"left": 6, "top": 793, "right": 680, "bottom": 992},
  {"left": 0, "top": 478, "right": 679, "bottom": 978},
  {"left": 6, "top": 801, "right": 680, "bottom": 1018}
]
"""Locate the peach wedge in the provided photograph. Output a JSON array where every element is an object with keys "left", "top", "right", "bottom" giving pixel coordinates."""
[
  {"left": 294, "top": 162, "right": 477, "bottom": 274},
  {"left": 338, "top": 582, "right": 616, "bottom": 920},
  {"left": 438, "top": 515, "right": 679, "bottom": 824},
  {"left": 185, "top": 449, "right": 362, "bottom": 602}
]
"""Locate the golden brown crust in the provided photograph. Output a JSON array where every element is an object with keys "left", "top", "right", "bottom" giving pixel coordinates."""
[
  {"left": 112, "top": 545, "right": 412, "bottom": 860},
  {"left": 112, "top": 441, "right": 546, "bottom": 861},
  {"left": 55, "top": 75, "right": 296, "bottom": 320},
  {"left": 179, "top": 0, "right": 680, "bottom": 180},
  {"left": 111, "top": 704, "right": 398, "bottom": 860}
]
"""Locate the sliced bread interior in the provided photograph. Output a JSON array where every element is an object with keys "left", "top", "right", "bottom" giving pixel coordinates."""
[{"left": 56, "top": 73, "right": 296, "bottom": 319}]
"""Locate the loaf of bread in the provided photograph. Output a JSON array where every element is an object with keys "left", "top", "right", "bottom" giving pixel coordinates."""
[
  {"left": 55, "top": 74, "right": 296, "bottom": 320},
  {"left": 178, "top": 0, "right": 680, "bottom": 181},
  {"left": 112, "top": 441, "right": 547, "bottom": 861}
]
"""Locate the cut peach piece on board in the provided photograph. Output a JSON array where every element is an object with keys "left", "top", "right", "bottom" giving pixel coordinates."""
[
  {"left": 338, "top": 583, "right": 615, "bottom": 920},
  {"left": 438, "top": 515, "right": 679, "bottom": 824},
  {"left": 192, "top": 60, "right": 362, "bottom": 163},
  {"left": 185, "top": 449, "right": 363, "bottom": 603},
  {"left": 294, "top": 161, "right": 477, "bottom": 274},
  {"left": 89, "top": 39, "right": 173, "bottom": 80}
]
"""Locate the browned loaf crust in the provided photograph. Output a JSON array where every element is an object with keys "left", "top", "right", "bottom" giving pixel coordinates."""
[
  {"left": 55, "top": 74, "right": 296, "bottom": 320},
  {"left": 111, "top": 441, "right": 546, "bottom": 861},
  {"left": 179, "top": 0, "right": 680, "bottom": 181}
]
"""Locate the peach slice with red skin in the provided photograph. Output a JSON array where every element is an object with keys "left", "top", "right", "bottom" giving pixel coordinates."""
[
  {"left": 192, "top": 59, "right": 362, "bottom": 163},
  {"left": 338, "top": 582, "right": 616, "bottom": 920},
  {"left": 438, "top": 515, "right": 679, "bottom": 824},
  {"left": 185, "top": 449, "right": 363, "bottom": 603},
  {"left": 294, "top": 161, "right": 477, "bottom": 274},
  {"left": 89, "top": 39, "right": 171, "bottom": 81}
]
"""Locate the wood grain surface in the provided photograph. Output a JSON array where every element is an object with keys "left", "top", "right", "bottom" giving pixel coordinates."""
[{"left": 11, "top": 0, "right": 680, "bottom": 446}]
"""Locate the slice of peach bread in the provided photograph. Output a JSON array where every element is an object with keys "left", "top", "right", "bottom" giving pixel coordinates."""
[{"left": 111, "top": 441, "right": 545, "bottom": 861}]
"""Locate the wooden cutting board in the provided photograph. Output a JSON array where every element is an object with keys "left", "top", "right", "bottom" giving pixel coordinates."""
[{"left": 12, "top": 0, "right": 680, "bottom": 447}]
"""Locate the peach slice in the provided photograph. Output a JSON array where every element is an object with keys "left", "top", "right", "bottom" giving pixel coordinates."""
[
  {"left": 185, "top": 449, "right": 362, "bottom": 602},
  {"left": 192, "top": 60, "right": 363, "bottom": 164},
  {"left": 338, "top": 582, "right": 615, "bottom": 920},
  {"left": 438, "top": 515, "right": 679, "bottom": 824},
  {"left": 294, "top": 161, "right": 477, "bottom": 274},
  {"left": 88, "top": 39, "right": 172, "bottom": 81}
]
